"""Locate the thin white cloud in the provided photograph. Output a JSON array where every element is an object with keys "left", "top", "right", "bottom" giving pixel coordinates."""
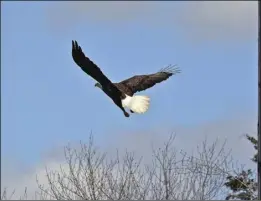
[
  {"left": 174, "top": 1, "right": 258, "bottom": 42},
  {"left": 46, "top": 1, "right": 159, "bottom": 31},
  {"left": 46, "top": 1, "right": 257, "bottom": 41}
]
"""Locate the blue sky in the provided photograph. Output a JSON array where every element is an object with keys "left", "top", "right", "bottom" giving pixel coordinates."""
[{"left": 1, "top": 1, "right": 258, "bottom": 184}]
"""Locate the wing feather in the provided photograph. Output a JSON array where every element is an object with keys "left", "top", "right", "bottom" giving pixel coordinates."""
[
  {"left": 118, "top": 64, "right": 180, "bottom": 95},
  {"left": 72, "top": 40, "right": 112, "bottom": 86}
]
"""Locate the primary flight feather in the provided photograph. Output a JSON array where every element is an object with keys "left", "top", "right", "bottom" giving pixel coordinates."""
[{"left": 72, "top": 40, "right": 180, "bottom": 117}]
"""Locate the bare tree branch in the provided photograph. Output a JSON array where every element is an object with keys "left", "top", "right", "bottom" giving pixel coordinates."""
[{"left": 2, "top": 133, "right": 243, "bottom": 200}]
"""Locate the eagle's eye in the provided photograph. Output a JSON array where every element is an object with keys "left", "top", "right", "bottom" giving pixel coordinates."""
[{"left": 95, "top": 83, "right": 102, "bottom": 89}]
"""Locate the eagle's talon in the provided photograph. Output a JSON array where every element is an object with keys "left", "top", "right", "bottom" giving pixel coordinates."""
[{"left": 124, "top": 112, "right": 130, "bottom": 117}]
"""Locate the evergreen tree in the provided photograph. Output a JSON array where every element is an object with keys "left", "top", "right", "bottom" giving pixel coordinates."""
[{"left": 224, "top": 135, "right": 258, "bottom": 200}]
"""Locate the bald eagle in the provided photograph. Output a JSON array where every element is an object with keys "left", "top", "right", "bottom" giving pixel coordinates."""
[{"left": 72, "top": 40, "right": 180, "bottom": 117}]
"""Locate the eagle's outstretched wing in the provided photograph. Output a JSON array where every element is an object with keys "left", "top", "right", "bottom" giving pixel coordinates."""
[
  {"left": 72, "top": 40, "right": 112, "bottom": 86},
  {"left": 118, "top": 65, "right": 180, "bottom": 96}
]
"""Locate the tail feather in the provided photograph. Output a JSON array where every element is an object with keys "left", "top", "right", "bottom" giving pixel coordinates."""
[{"left": 128, "top": 95, "right": 150, "bottom": 114}]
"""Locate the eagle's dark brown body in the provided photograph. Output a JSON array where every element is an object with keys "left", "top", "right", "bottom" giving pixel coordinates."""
[{"left": 71, "top": 40, "right": 180, "bottom": 117}]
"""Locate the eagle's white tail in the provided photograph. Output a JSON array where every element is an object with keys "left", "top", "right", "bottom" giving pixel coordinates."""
[{"left": 122, "top": 95, "right": 150, "bottom": 114}]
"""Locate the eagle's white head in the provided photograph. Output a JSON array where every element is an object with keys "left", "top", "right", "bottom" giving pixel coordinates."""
[{"left": 94, "top": 82, "right": 103, "bottom": 89}]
